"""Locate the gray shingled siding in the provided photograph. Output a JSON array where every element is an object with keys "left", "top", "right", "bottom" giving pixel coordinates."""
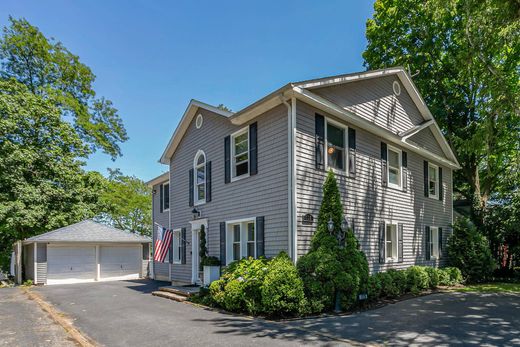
[
  {"left": 23, "top": 244, "right": 34, "bottom": 281},
  {"left": 169, "top": 105, "right": 289, "bottom": 283},
  {"left": 407, "top": 127, "right": 446, "bottom": 158},
  {"left": 312, "top": 76, "right": 425, "bottom": 136},
  {"left": 295, "top": 100, "right": 453, "bottom": 273},
  {"left": 36, "top": 243, "right": 47, "bottom": 284},
  {"left": 152, "top": 181, "right": 171, "bottom": 280}
]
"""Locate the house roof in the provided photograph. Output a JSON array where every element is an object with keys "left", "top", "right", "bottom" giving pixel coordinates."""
[
  {"left": 146, "top": 171, "right": 169, "bottom": 187},
  {"left": 23, "top": 220, "right": 151, "bottom": 244},
  {"left": 159, "top": 67, "right": 460, "bottom": 169}
]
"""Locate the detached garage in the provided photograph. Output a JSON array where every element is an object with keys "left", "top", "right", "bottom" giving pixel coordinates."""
[{"left": 18, "top": 220, "right": 151, "bottom": 285}]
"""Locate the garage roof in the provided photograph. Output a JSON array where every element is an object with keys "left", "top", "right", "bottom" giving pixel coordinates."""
[{"left": 23, "top": 220, "right": 151, "bottom": 244}]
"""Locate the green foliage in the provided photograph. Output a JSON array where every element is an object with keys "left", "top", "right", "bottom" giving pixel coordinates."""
[
  {"left": 201, "top": 256, "right": 220, "bottom": 266},
  {"left": 96, "top": 169, "right": 151, "bottom": 236},
  {"left": 0, "top": 17, "right": 128, "bottom": 158},
  {"left": 387, "top": 269, "right": 408, "bottom": 296},
  {"left": 363, "top": 0, "right": 520, "bottom": 219},
  {"left": 0, "top": 78, "right": 106, "bottom": 270},
  {"left": 367, "top": 273, "right": 383, "bottom": 301},
  {"left": 437, "top": 268, "right": 452, "bottom": 286},
  {"left": 22, "top": 279, "right": 33, "bottom": 286},
  {"left": 298, "top": 171, "right": 369, "bottom": 312},
  {"left": 424, "top": 267, "right": 440, "bottom": 288},
  {"left": 405, "top": 266, "right": 430, "bottom": 294},
  {"left": 444, "top": 267, "right": 464, "bottom": 285},
  {"left": 447, "top": 218, "right": 495, "bottom": 282},
  {"left": 261, "top": 252, "right": 307, "bottom": 317},
  {"left": 208, "top": 253, "right": 306, "bottom": 317}
]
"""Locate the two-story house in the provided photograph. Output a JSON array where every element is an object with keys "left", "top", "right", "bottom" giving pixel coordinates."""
[{"left": 147, "top": 67, "right": 460, "bottom": 285}]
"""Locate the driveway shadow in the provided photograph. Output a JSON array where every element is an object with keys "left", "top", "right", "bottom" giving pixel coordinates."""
[{"left": 118, "top": 279, "right": 170, "bottom": 294}]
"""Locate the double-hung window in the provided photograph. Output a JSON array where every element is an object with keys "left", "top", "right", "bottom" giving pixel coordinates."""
[
  {"left": 428, "top": 163, "right": 439, "bottom": 199},
  {"left": 386, "top": 223, "right": 398, "bottom": 260},
  {"left": 326, "top": 120, "right": 346, "bottom": 172},
  {"left": 231, "top": 128, "right": 249, "bottom": 180},
  {"left": 387, "top": 146, "right": 402, "bottom": 189},
  {"left": 227, "top": 219, "right": 255, "bottom": 264},
  {"left": 162, "top": 183, "right": 170, "bottom": 211},
  {"left": 172, "top": 229, "right": 181, "bottom": 263},
  {"left": 194, "top": 151, "right": 206, "bottom": 204},
  {"left": 429, "top": 226, "right": 439, "bottom": 258}
]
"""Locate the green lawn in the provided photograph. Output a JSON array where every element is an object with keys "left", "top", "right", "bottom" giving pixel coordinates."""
[{"left": 455, "top": 282, "right": 520, "bottom": 293}]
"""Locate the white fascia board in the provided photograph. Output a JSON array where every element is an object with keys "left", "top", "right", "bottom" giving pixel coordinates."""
[
  {"left": 145, "top": 172, "right": 169, "bottom": 187},
  {"left": 293, "top": 87, "right": 461, "bottom": 170},
  {"left": 159, "top": 100, "right": 233, "bottom": 164},
  {"left": 400, "top": 120, "right": 435, "bottom": 139},
  {"left": 295, "top": 67, "right": 404, "bottom": 89}
]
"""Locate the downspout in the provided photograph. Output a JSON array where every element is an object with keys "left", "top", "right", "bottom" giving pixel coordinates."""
[{"left": 281, "top": 94, "right": 298, "bottom": 263}]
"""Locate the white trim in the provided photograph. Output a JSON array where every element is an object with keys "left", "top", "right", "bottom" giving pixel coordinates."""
[
  {"left": 146, "top": 172, "right": 169, "bottom": 187},
  {"left": 193, "top": 150, "right": 206, "bottom": 205},
  {"left": 291, "top": 97, "right": 298, "bottom": 262},
  {"left": 230, "top": 125, "right": 250, "bottom": 182},
  {"left": 33, "top": 242, "right": 37, "bottom": 284},
  {"left": 324, "top": 117, "right": 349, "bottom": 175},
  {"left": 195, "top": 113, "right": 203, "bottom": 129},
  {"left": 171, "top": 228, "right": 182, "bottom": 264},
  {"left": 95, "top": 245, "right": 100, "bottom": 281},
  {"left": 400, "top": 120, "right": 434, "bottom": 139},
  {"left": 387, "top": 144, "right": 402, "bottom": 190},
  {"left": 429, "top": 226, "right": 440, "bottom": 259},
  {"left": 384, "top": 222, "right": 399, "bottom": 261},
  {"left": 428, "top": 163, "right": 439, "bottom": 199},
  {"left": 189, "top": 218, "right": 208, "bottom": 284},
  {"left": 392, "top": 80, "right": 401, "bottom": 96},
  {"left": 162, "top": 182, "right": 170, "bottom": 212},
  {"left": 225, "top": 217, "right": 256, "bottom": 265}
]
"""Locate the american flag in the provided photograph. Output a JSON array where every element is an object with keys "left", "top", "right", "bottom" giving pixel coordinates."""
[{"left": 154, "top": 225, "right": 172, "bottom": 262}]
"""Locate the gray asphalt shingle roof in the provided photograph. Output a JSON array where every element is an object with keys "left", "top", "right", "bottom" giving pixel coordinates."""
[{"left": 24, "top": 220, "right": 151, "bottom": 243}]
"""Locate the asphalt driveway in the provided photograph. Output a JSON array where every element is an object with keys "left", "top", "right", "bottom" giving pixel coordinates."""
[{"left": 33, "top": 279, "right": 520, "bottom": 346}]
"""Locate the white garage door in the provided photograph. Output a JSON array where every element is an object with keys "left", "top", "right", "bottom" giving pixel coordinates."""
[
  {"left": 100, "top": 246, "right": 141, "bottom": 281},
  {"left": 47, "top": 246, "right": 96, "bottom": 285}
]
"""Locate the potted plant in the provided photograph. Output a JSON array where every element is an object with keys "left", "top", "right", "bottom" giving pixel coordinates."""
[
  {"left": 201, "top": 256, "right": 221, "bottom": 286},
  {"left": 199, "top": 225, "right": 221, "bottom": 286}
]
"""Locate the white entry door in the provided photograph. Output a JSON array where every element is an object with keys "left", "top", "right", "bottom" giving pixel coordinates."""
[
  {"left": 100, "top": 245, "right": 141, "bottom": 281},
  {"left": 47, "top": 245, "right": 96, "bottom": 285}
]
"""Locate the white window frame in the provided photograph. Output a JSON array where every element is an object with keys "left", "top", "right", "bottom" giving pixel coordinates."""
[
  {"left": 430, "top": 226, "right": 439, "bottom": 259},
  {"left": 172, "top": 228, "right": 181, "bottom": 264},
  {"left": 387, "top": 145, "right": 402, "bottom": 189},
  {"left": 193, "top": 150, "right": 206, "bottom": 205},
  {"left": 428, "top": 163, "right": 439, "bottom": 199},
  {"left": 162, "top": 182, "right": 170, "bottom": 211},
  {"left": 225, "top": 217, "right": 256, "bottom": 265},
  {"left": 230, "top": 126, "right": 250, "bottom": 182},
  {"left": 324, "top": 117, "right": 348, "bottom": 174},
  {"left": 385, "top": 222, "right": 399, "bottom": 261}
]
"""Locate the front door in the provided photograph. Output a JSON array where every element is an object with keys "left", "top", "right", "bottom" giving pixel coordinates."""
[{"left": 191, "top": 227, "right": 200, "bottom": 284}]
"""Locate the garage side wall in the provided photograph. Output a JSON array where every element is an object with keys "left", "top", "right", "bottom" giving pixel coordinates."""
[
  {"left": 36, "top": 243, "right": 47, "bottom": 284},
  {"left": 23, "top": 244, "right": 34, "bottom": 281}
]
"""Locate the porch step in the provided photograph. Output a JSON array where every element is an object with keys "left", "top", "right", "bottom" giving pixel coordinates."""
[
  {"left": 152, "top": 291, "right": 188, "bottom": 302},
  {"left": 158, "top": 286, "right": 200, "bottom": 297}
]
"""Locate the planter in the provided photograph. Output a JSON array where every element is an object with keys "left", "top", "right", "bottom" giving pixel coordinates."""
[{"left": 203, "top": 265, "right": 220, "bottom": 286}]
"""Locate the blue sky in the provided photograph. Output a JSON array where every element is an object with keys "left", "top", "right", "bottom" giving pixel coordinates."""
[{"left": 1, "top": 1, "right": 374, "bottom": 181}]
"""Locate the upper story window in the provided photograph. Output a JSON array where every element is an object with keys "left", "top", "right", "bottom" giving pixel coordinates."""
[
  {"left": 386, "top": 223, "right": 398, "bottom": 260},
  {"left": 326, "top": 120, "right": 346, "bottom": 172},
  {"left": 194, "top": 150, "right": 206, "bottom": 205},
  {"left": 162, "top": 183, "right": 170, "bottom": 211},
  {"left": 428, "top": 163, "right": 439, "bottom": 199},
  {"left": 387, "top": 146, "right": 402, "bottom": 189},
  {"left": 227, "top": 219, "right": 255, "bottom": 264},
  {"left": 232, "top": 128, "right": 249, "bottom": 180}
]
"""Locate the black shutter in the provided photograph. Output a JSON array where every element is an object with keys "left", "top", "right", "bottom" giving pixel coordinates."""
[
  {"left": 402, "top": 151, "right": 408, "bottom": 192},
  {"left": 206, "top": 161, "right": 212, "bottom": 202},
  {"left": 256, "top": 216, "right": 265, "bottom": 257},
  {"left": 219, "top": 222, "right": 226, "bottom": 265},
  {"left": 438, "top": 167, "right": 443, "bottom": 201},
  {"left": 224, "top": 136, "right": 231, "bottom": 184},
  {"left": 188, "top": 169, "right": 194, "bottom": 207},
  {"left": 379, "top": 221, "right": 385, "bottom": 263},
  {"left": 159, "top": 184, "right": 164, "bottom": 213},
  {"left": 398, "top": 223, "right": 404, "bottom": 262},
  {"left": 424, "top": 161, "right": 429, "bottom": 197},
  {"left": 381, "top": 142, "right": 388, "bottom": 187},
  {"left": 425, "top": 226, "right": 431, "bottom": 260},
  {"left": 249, "top": 122, "right": 258, "bottom": 176},
  {"left": 438, "top": 227, "right": 443, "bottom": 258},
  {"left": 181, "top": 228, "right": 187, "bottom": 264},
  {"left": 315, "top": 114, "right": 325, "bottom": 170},
  {"left": 348, "top": 128, "right": 356, "bottom": 176}
]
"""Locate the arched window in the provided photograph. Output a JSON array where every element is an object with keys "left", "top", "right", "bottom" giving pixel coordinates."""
[{"left": 194, "top": 150, "right": 206, "bottom": 204}]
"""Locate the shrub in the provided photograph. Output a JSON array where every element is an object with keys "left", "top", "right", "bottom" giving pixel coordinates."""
[
  {"left": 445, "top": 267, "right": 463, "bottom": 285},
  {"left": 447, "top": 218, "right": 495, "bottom": 282},
  {"left": 367, "top": 273, "right": 382, "bottom": 301},
  {"left": 261, "top": 252, "right": 307, "bottom": 317},
  {"left": 387, "top": 269, "right": 407, "bottom": 295},
  {"left": 406, "top": 266, "right": 429, "bottom": 294},
  {"left": 297, "top": 171, "right": 369, "bottom": 312},
  {"left": 377, "top": 271, "right": 399, "bottom": 298},
  {"left": 424, "top": 267, "right": 440, "bottom": 288},
  {"left": 437, "top": 268, "right": 451, "bottom": 286}
]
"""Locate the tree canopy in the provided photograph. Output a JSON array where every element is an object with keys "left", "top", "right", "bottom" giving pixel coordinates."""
[{"left": 363, "top": 0, "right": 520, "bottom": 220}]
